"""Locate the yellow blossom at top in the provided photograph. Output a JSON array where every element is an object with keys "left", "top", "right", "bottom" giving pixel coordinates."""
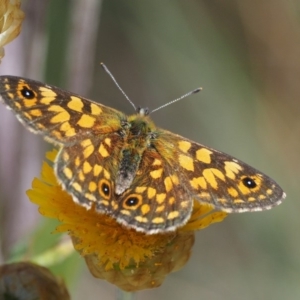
[
  {"left": 0, "top": 0, "right": 24, "bottom": 61},
  {"left": 27, "top": 149, "right": 227, "bottom": 291}
]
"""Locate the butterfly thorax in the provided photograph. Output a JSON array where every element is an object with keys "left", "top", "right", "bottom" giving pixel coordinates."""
[{"left": 115, "top": 113, "right": 156, "bottom": 195}]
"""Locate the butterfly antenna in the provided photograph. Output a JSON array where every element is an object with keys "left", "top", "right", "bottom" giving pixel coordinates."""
[
  {"left": 101, "top": 63, "right": 137, "bottom": 111},
  {"left": 150, "top": 87, "right": 202, "bottom": 114}
]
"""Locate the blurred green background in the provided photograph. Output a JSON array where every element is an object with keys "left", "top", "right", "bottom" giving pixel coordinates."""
[{"left": 0, "top": 0, "right": 299, "bottom": 299}]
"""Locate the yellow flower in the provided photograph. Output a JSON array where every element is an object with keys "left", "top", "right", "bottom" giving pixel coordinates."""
[
  {"left": 27, "top": 149, "right": 227, "bottom": 291},
  {"left": 0, "top": 0, "right": 24, "bottom": 61}
]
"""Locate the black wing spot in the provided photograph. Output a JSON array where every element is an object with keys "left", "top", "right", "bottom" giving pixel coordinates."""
[
  {"left": 99, "top": 179, "right": 111, "bottom": 199},
  {"left": 21, "top": 87, "right": 35, "bottom": 99},
  {"left": 242, "top": 177, "right": 257, "bottom": 189},
  {"left": 102, "top": 182, "right": 110, "bottom": 196},
  {"left": 125, "top": 197, "right": 139, "bottom": 206},
  {"left": 123, "top": 194, "right": 143, "bottom": 209}
]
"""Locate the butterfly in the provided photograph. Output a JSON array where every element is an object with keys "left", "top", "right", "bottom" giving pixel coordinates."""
[{"left": 0, "top": 72, "right": 286, "bottom": 234}]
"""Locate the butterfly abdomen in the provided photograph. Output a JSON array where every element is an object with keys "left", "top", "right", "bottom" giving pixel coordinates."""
[{"left": 115, "top": 114, "right": 156, "bottom": 195}]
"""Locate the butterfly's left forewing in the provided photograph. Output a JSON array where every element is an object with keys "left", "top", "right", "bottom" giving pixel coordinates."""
[{"left": 0, "top": 76, "right": 125, "bottom": 145}]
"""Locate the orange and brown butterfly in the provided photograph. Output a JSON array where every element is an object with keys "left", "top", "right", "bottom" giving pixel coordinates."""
[{"left": 0, "top": 69, "right": 286, "bottom": 234}]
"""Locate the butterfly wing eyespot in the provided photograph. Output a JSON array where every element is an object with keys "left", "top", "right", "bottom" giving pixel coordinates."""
[
  {"left": 123, "top": 194, "right": 143, "bottom": 209},
  {"left": 20, "top": 86, "right": 35, "bottom": 99},
  {"left": 0, "top": 76, "right": 125, "bottom": 145},
  {"left": 99, "top": 179, "right": 112, "bottom": 199},
  {"left": 242, "top": 177, "right": 257, "bottom": 188}
]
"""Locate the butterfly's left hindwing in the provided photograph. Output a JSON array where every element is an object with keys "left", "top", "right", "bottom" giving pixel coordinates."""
[
  {"left": 55, "top": 133, "right": 123, "bottom": 209},
  {"left": 0, "top": 76, "right": 125, "bottom": 145}
]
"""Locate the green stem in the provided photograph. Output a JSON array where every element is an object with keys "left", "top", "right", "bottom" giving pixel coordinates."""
[{"left": 116, "top": 289, "right": 135, "bottom": 300}]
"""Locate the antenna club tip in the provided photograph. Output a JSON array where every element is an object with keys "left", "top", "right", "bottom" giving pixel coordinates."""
[
  {"left": 193, "top": 87, "right": 203, "bottom": 93},
  {"left": 100, "top": 62, "right": 106, "bottom": 69}
]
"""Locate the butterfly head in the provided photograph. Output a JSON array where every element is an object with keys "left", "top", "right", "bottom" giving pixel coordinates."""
[{"left": 136, "top": 106, "right": 150, "bottom": 116}]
